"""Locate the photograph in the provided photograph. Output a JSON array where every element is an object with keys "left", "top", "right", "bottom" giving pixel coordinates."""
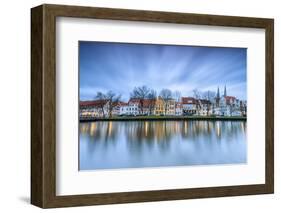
[
  {"left": 30, "top": 4, "right": 274, "bottom": 208},
  {"left": 79, "top": 41, "right": 247, "bottom": 170}
]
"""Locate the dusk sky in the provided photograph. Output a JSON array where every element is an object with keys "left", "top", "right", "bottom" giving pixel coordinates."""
[{"left": 79, "top": 41, "right": 247, "bottom": 101}]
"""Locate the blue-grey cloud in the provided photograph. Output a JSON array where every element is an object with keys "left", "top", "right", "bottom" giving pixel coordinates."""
[{"left": 79, "top": 41, "right": 246, "bottom": 101}]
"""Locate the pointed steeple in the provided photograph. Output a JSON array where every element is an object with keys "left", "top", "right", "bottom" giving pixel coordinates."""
[
  {"left": 216, "top": 87, "right": 220, "bottom": 107},
  {"left": 216, "top": 87, "right": 220, "bottom": 98},
  {"left": 224, "top": 85, "right": 227, "bottom": 97}
]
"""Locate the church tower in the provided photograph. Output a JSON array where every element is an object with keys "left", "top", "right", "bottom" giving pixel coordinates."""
[
  {"left": 224, "top": 85, "right": 227, "bottom": 97},
  {"left": 216, "top": 87, "right": 220, "bottom": 107}
]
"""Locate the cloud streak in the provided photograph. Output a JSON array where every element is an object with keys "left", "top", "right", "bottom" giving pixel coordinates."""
[{"left": 79, "top": 41, "right": 247, "bottom": 101}]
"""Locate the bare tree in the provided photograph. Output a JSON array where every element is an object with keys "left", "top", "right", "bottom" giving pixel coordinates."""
[
  {"left": 160, "top": 89, "right": 172, "bottom": 115},
  {"left": 202, "top": 90, "right": 216, "bottom": 101},
  {"left": 95, "top": 92, "right": 107, "bottom": 118},
  {"left": 192, "top": 89, "right": 201, "bottom": 114},
  {"left": 192, "top": 89, "right": 201, "bottom": 99},
  {"left": 106, "top": 91, "right": 121, "bottom": 118},
  {"left": 202, "top": 90, "right": 215, "bottom": 116},
  {"left": 147, "top": 89, "right": 157, "bottom": 115},
  {"left": 203, "top": 100, "right": 212, "bottom": 116},
  {"left": 173, "top": 90, "right": 182, "bottom": 102},
  {"left": 130, "top": 85, "right": 151, "bottom": 115}
]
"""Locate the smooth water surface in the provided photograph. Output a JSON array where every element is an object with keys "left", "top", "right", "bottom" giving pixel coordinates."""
[{"left": 79, "top": 120, "right": 247, "bottom": 170}]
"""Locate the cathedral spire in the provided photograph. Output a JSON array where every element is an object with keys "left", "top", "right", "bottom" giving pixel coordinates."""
[
  {"left": 216, "top": 87, "right": 220, "bottom": 98},
  {"left": 216, "top": 87, "right": 220, "bottom": 107},
  {"left": 224, "top": 85, "right": 227, "bottom": 97}
]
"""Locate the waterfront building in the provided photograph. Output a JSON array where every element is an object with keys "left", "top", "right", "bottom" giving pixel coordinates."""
[
  {"left": 142, "top": 99, "right": 157, "bottom": 115},
  {"left": 80, "top": 100, "right": 125, "bottom": 118},
  {"left": 165, "top": 99, "right": 176, "bottom": 115},
  {"left": 212, "top": 86, "right": 246, "bottom": 116},
  {"left": 79, "top": 85, "right": 247, "bottom": 118},
  {"left": 127, "top": 98, "right": 140, "bottom": 115},
  {"left": 239, "top": 100, "right": 247, "bottom": 116},
  {"left": 119, "top": 102, "right": 129, "bottom": 115},
  {"left": 175, "top": 102, "right": 183, "bottom": 115},
  {"left": 197, "top": 99, "right": 212, "bottom": 116},
  {"left": 112, "top": 102, "right": 125, "bottom": 116},
  {"left": 154, "top": 97, "right": 165, "bottom": 115},
  {"left": 79, "top": 100, "right": 109, "bottom": 118},
  {"left": 182, "top": 97, "right": 198, "bottom": 115}
]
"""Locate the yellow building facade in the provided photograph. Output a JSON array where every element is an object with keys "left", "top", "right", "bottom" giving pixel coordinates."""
[
  {"left": 154, "top": 97, "right": 165, "bottom": 115},
  {"left": 153, "top": 98, "right": 176, "bottom": 115}
]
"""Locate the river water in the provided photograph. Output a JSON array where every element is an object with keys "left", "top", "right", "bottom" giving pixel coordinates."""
[{"left": 79, "top": 120, "right": 247, "bottom": 170}]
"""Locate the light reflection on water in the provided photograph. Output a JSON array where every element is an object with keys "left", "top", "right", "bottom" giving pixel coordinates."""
[{"left": 79, "top": 120, "right": 247, "bottom": 170}]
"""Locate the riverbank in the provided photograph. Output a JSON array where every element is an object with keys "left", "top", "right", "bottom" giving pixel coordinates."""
[{"left": 80, "top": 115, "right": 246, "bottom": 122}]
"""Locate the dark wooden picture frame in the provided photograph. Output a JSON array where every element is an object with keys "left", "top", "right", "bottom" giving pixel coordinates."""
[{"left": 31, "top": 4, "right": 274, "bottom": 208}]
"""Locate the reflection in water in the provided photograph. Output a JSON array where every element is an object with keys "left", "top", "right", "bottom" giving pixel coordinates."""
[{"left": 79, "top": 120, "right": 247, "bottom": 170}]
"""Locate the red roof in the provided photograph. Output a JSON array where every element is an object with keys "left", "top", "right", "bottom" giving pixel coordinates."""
[
  {"left": 224, "top": 96, "right": 236, "bottom": 104},
  {"left": 143, "top": 99, "right": 156, "bottom": 107},
  {"left": 80, "top": 100, "right": 124, "bottom": 108},
  {"left": 128, "top": 98, "right": 140, "bottom": 104},
  {"left": 225, "top": 96, "right": 236, "bottom": 100},
  {"left": 119, "top": 102, "right": 128, "bottom": 106},
  {"left": 128, "top": 98, "right": 156, "bottom": 107},
  {"left": 80, "top": 100, "right": 108, "bottom": 107},
  {"left": 182, "top": 97, "right": 198, "bottom": 104}
]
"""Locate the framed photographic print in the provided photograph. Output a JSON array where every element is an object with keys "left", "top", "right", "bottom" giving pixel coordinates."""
[{"left": 31, "top": 4, "right": 274, "bottom": 208}]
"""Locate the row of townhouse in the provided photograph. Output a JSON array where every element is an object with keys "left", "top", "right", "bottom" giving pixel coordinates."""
[
  {"left": 80, "top": 100, "right": 108, "bottom": 118},
  {"left": 120, "top": 98, "right": 176, "bottom": 116},
  {"left": 80, "top": 100, "right": 123, "bottom": 118},
  {"left": 215, "top": 95, "right": 247, "bottom": 116},
  {"left": 80, "top": 95, "right": 246, "bottom": 118},
  {"left": 182, "top": 96, "right": 246, "bottom": 117}
]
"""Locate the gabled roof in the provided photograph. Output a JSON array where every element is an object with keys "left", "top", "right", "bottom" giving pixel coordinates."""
[
  {"left": 80, "top": 100, "right": 108, "bottom": 107},
  {"left": 182, "top": 97, "right": 198, "bottom": 104},
  {"left": 224, "top": 96, "right": 236, "bottom": 104},
  {"left": 119, "top": 102, "right": 128, "bottom": 106},
  {"left": 143, "top": 99, "right": 156, "bottom": 107},
  {"left": 80, "top": 100, "right": 123, "bottom": 108},
  {"left": 224, "top": 96, "right": 236, "bottom": 100},
  {"left": 128, "top": 98, "right": 156, "bottom": 107},
  {"left": 128, "top": 98, "right": 140, "bottom": 104}
]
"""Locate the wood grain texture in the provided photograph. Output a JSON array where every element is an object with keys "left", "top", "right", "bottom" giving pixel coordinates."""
[
  {"left": 31, "top": 4, "right": 274, "bottom": 208},
  {"left": 265, "top": 20, "right": 274, "bottom": 193},
  {"left": 31, "top": 5, "right": 43, "bottom": 207}
]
